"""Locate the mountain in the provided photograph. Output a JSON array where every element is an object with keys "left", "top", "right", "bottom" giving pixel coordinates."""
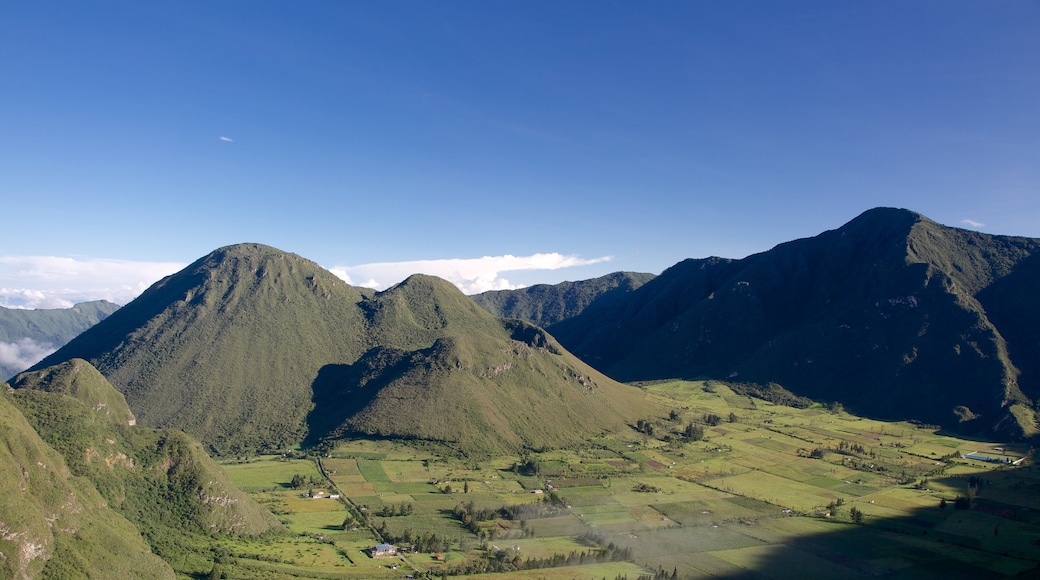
[
  {"left": 548, "top": 208, "right": 1040, "bottom": 437},
  {"left": 8, "top": 359, "right": 282, "bottom": 566},
  {"left": 33, "top": 245, "right": 651, "bottom": 456},
  {"left": 471, "top": 271, "right": 655, "bottom": 327},
  {"left": 0, "top": 300, "right": 120, "bottom": 380},
  {"left": 34, "top": 244, "right": 373, "bottom": 454},
  {"left": 309, "top": 320, "right": 646, "bottom": 455},
  {"left": 0, "top": 386, "right": 175, "bottom": 579}
]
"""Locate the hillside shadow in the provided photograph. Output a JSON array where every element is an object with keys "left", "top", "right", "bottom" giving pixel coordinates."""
[
  {"left": 304, "top": 347, "right": 412, "bottom": 446},
  {"left": 632, "top": 468, "right": 1040, "bottom": 579}
]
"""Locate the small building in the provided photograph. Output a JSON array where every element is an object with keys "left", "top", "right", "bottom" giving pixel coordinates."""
[{"left": 369, "top": 544, "right": 398, "bottom": 558}]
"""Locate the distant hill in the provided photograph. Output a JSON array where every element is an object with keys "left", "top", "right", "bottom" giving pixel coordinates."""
[
  {"left": 0, "top": 385, "right": 175, "bottom": 579},
  {"left": 471, "top": 271, "right": 655, "bottom": 327},
  {"left": 34, "top": 245, "right": 651, "bottom": 456},
  {"left": 0, "top": 300, "right": 120, "bottom": 380},
  {"left": 8, "top": 359, "right": 282, "bottom": 564},
  {"left": 548, "top": 208, "right": 1040, "bottom": 438}
]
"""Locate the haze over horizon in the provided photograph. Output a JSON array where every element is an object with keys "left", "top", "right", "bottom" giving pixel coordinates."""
[{"left": 2, "top": 2, "right": 1037, "bottom": 308}]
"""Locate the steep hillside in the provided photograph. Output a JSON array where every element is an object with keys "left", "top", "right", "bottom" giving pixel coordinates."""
[
  {"left": 9, "top": 359, "right": 282, "bottom": 564},
  {"left": 1, "top": 300, "right": 120, "bottom": 380},
  {"left": 34, "top": 248, "right": 650, "bottom": 456},
  {"left": 549, "top": 208, "right": 1040, "bottom": 437},
  {"left": 0, "top": 387, "right": 174, "bottom": 579},
  {"left": 471, "top": 271, "right": 655, "bottom": 327},
  {"left": 34, "top": 244, "right": 372, "bottom": 454},
  {"left": 310, "top": 320, "right": 650, "bottom": 456}
]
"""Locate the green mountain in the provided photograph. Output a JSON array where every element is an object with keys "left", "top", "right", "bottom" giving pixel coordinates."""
[
  {"left": 310, "top": 320, "right": 648, "bottom": 456},
  {"left": 34, "top": 246, "right": 650, "bottom": 456},
  {"left": 548, "top": 208, "right": 1040, "bottom": 437},
  {"left": 1, "top": 300, "right": 120, "bottom": 380},
  {"left": 8, "top": 359, "right": 282, "bottom": 569},
  {"left": 34, "top": 244, "right": 372, "bottom": 454},
  {"left": 471, "top": 271, "right": 655, "bottom": 327},
  {"left": 0, "top": 386, "right": 174, "bottom": 579}
]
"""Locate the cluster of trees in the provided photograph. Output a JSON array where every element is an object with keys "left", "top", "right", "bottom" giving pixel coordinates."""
[
  {"left": 504, "top": 496, "right": 565, "bottom": 519},
  {"left": 451, "top": 493, "right": 566, "bottom": 538},
  {"left": 641, "top": 408, "right": 741, "bottom": 443},
  {"left": 683, "top": 423, "right": 705, "bottom": 441},
  {"left": 376, "top": 502, "right": 414, "bottom": 517},
  {"left": 377, "top": 525, "right": 453, "bottom": 554},
  {"left": 636, "top": 418, "right": 656, "bottom": 436},
  {"left": 632, "top": 482, "right": 661, "bottom": 493},
  {"left": 445, "top": 541, "right": 634, "bottom": 576},
  {"left": 725, "top": 381, "right": 813, "bottom": 408},
  {"left": 453, "top": 501, "right": 505, "bottom": 535},
  {"left": 834, "top": 440, "right": 868, "bottom": 455},
  {"left": 288, "top": 473, "right": 322, "bottom": 489}
]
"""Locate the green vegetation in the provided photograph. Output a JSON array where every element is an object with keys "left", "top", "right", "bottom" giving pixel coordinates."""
[
  {"left": 214, "top": 381, "right": 1040, "bottom": 578},
  {"left": 7, "top": 359, "right": 282, "bottom": 577},
  {"left": 548, "top": 208, "right": 1040, "bottom": 437},
  {"left": 472, "top": 271, "right": 655, "bottom": 327},
  {"left": 0, "top": 389, "right": 174, "bottom": 579},
  {"left": 34, "top": 245, "right": 651, "bottom": 456}
]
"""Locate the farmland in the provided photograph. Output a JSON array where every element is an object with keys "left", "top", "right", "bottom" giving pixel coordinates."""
[{"left": 213, "top": 381, "right": 1040, "bottom": 578}]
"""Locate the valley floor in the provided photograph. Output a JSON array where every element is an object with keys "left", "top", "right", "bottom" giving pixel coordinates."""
[{"left": 213, "top": 381, "right": 1040, "bottom": 579}]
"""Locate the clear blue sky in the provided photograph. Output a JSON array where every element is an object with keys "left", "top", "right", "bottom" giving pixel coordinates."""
[{"left": 1, "top": 1, "right": 1038, "bottom": 307}]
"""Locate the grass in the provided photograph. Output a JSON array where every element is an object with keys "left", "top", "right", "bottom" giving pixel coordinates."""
[{"left": 190, "top": 379, "right": 1040, "bottom": 578}]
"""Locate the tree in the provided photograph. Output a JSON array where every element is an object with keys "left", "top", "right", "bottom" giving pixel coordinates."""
[
  {"left": 728, "top": 412, "right": 738, "bottom": 423},
  {"left": 939, "top": 497, "right": 947, "bottom": 510},
  {"left": 684, "top": 423, "right": 704, "bottom": 441},
  {"left": 849, "top": 506, "right": 863, "bottom": 524}
]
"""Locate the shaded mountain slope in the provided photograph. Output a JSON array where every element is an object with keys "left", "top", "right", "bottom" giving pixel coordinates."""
[
  {"left": 471, "top": 271, "right": 656, "bottom": 327},
  {"left": 34, "top": 247, "right": 650, "bottom": 456},
  {"left": 0, "top": 387, "right": 174, "bottom": 580},
  {"left": 1, "top": 300, "right": 120, "bottom": 380},
  {"left": 549, "top": 208, "right": 1040, "bottom": 436},
  {"left": 9, "top": 359, "right": 281, "bottom": 560},
  {"left": 310, "top": 320, "right": 650, "bottom": 456}
]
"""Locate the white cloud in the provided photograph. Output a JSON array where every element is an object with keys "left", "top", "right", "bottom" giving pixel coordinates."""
[
  {"left": 219, "top": 136, "right": 234, "bottom": 142},
  {"left": 962, "top": 219, "right": 985, "bottom": 228},
  {"left": 328, "top": 253, "right": 613, "bottom": 295},
  {"left": 0, "top": 255, "right": 185, "bottom": 309},
  {"left": 0, "top": 338, "right": 56, "bottom": 374}
]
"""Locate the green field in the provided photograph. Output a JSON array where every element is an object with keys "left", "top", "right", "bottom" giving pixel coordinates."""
[{"left": 209, "top": 380, "right": 1040, "bottom": 578}]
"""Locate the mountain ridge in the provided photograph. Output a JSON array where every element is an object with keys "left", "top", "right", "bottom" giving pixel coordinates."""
[
  {"left": 34, "top": 248, "right": 651, "bottom": 456},
  {"left": 546, "top": 207, "right": 1040, "bottom": 436}
]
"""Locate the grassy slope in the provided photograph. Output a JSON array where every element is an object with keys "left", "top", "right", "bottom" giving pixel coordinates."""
[
  {"left": 471, "top": 271, "right": 656, "bottom": 327},
  {"left": 9, "top": 359, "right": 283, "bottom": 572},
  {"left": 34, "top": 244, "right": 372, "bottom": 455},
  {"left": 0, "top": 388, "right": 175, "bottom": 579},
  {"left": 33, "top": 249, "right": 650, "bottom": 458},
  {"left": 315, "top": 322, "right": 651, "bottom": 456},
  {"left": 550, "top": 208, "right": 1040, "bottom": 437}
]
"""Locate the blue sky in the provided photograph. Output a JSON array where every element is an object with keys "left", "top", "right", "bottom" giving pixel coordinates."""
[{"left": 2, "top": 1, "right": 1038, "bottom": 309}]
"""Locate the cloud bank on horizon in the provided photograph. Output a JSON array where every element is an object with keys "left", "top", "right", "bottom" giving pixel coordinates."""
[
  {"left": 0, "top": 255, "right": 187, "bottom": 309},
  {"left": 0, "top": 251, "right": 610, "bottom": 309},
  {"left": 329, "top": 253, "right": 613, "bottom": 294},
  {"left": 0, "top": 337, "right": 56, "bottom": 374}
]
